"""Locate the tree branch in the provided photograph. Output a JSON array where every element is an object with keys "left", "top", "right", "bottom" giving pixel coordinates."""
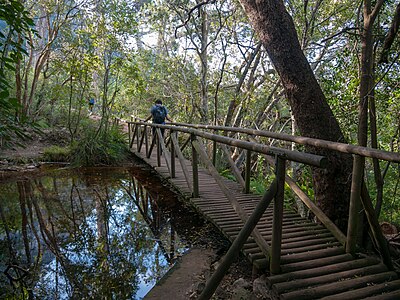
[
  {"left": 319, "top": 27, "right": 358, "bottom": 43},
  {"left": 174, "top": 0, "right": 216, "bottom": 38},
  {"left": 379, "top": 3, "right": 400, "bottom": 63},
  {"left": 370, "top": 0, "right": 385, "bottom": 22}
]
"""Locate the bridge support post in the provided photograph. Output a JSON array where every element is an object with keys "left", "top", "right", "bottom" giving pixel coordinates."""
[
  {"left": 156, "top": 128, "right": 161, "bottom": 167},
  {"left": 212, "top": 140, "right": 217, "bottom": 166},
  {"left": 191, "top": 134, "right": 199, "bottom": 197},
  {"left": 346, "top": 154, "right": 364, "bottom": 254},
  {"left": 245, "top": 150, "right": 251, "bottom": 194},
  {"left": 128, "top": 119, "right": 131, "bottom": 146},
  {"left": 270, "top": 156, "right": 286, "bottom": 274},
  {"left": 137, "top": 124, "right": 141, "bottom": 152},
  {"left": 144, "top": 125, "right": 148, "bottom": 156},
  {"left": 130, "top": 123, "right": 137, "bottom": 149},
  {"left": 171, "top": 130, "right": 176, "bottom": 178}
]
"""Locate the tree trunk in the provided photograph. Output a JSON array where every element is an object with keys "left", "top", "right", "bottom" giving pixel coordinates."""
[
  {"left": 200, "top": 4, "right": 209, "bottom": 123},
  {"left": 239, "top": 0, "right": 352, "bottom": 230}
]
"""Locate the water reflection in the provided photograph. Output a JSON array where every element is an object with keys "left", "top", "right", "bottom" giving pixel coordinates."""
[{"left": 0, "top": 167, "right": 189, "bottom": 299}]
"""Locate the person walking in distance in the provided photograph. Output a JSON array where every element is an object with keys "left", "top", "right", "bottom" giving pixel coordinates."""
[{"left": 88, "top": 97, "right": 95, "bottom": 114}]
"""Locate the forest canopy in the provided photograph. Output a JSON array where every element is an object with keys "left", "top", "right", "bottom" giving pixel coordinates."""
[{"left": 0, "top": 0, "right": 399, "bottom": 225}]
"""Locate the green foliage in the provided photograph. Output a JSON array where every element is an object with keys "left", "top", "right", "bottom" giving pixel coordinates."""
[
  {"left": 70, "top": 124, "right": 129, "bottom": 167},
  {"left": 250, "top": 177, "right": 269, "bottom": 195},
  {"left": 366, "top": 161, "right": 400, "bottom": 226},
  {"left": 250, "top": 160, "right": 276, "bottom": 195},
  {"left": 0, "top": 0, "right": 36, "bottom": 147},
  {"left": 220, "top": 169, "right": 236, "bottom": 181},
  {"left": 42, "top": 145, "right": 70, "bottom": 162}
]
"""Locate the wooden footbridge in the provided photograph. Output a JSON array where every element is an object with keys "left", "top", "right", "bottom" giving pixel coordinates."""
[{"left": 126, "top": 118, "right": 400, "bottom": 300}]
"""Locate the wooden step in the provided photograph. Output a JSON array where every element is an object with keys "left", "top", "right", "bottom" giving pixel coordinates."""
[
  {"left": 281, "top": 237, "right": 338, "bottom": 249},
  {"left": 279, "top": 271, "right": 398, "bottom": 300},
  {"left": 249, "top": 242, "right": 342, "bottom": 261},
  {"left": 273, "top": 263, "right": 388, "bottom": 294},
  {"left": 363, "top": 287, "right": 400, "bottom": 300},
  {"left": 280, "top": 246, "right": 344, "bottom": 264},
  {"left": 234, "top": 229, "right": 332, "bottom": 250},
  {"left": 279, "top": 251, "right": 349, "bottom": 273},
  {"left": 243, "top": 234, "right": 336, "bottom": 254},
  {"left": 227, "top": 226, "right": 329, "bottom": 239},
  {"left": 267, "top": 256, "right": 378, "bottom": 286},
  {"left": 321, "top": 279, "right": 400, "bottom": 299}
]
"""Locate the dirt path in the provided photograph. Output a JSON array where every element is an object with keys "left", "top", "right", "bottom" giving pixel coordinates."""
[{"left": 145, "top": 248, "right": 214, "bottom": 299}]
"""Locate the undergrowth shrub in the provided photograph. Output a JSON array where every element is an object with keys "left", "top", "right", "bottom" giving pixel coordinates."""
[
  {"left": 70, "top": 124, "right": 129, "bottom": 166},
  {"left": 42, "top": 145, "right": 70, "bottom": 162}
]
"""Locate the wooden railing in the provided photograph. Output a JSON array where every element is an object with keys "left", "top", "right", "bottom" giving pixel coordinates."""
[
  {"left": 163, "top": 122, "right": 400, "bottom": 268},
  {"left": 126, "top": 118, "right": 400, "bottom": 298}
]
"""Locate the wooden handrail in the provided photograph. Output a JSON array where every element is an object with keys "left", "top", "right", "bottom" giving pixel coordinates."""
[
  {"left": 163, "top": 122, "right": 400, "bottom": 163},
  {"left": 128, "top": 119, "right": 400, "bottom": 162},
  {"left": 131, "top": 121, "right": 327, "bottom": 168}
]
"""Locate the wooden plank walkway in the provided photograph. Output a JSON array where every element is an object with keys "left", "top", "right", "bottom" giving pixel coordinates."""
[{"left": 130, "top": 144, "right": 400, "bottom": 299}]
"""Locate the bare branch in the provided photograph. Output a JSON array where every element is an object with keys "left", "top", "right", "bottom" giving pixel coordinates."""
[
  {"left": 370, "top": 0, "right": 385, "bottom": 22},
  {"left": 174, "top": 0, "right": 216, "bottom": 38},
  {"left": 319, "top": 27, "right": 358, "bottom": 43},
  {"left": 379, "top": 3, "right": 400, "bottom": 64}
]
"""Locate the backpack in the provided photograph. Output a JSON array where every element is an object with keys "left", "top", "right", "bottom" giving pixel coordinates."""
[{"left": 152, "top": 105, "right": 166, "bottom": 123}]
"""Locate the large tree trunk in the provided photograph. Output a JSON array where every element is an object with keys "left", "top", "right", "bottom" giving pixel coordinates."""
[{"left": 239, "top": 0, "right": 352, "bottom": 230}]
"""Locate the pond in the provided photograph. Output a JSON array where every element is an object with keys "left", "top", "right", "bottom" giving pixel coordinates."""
[{"left": 0, "top": 166, "right": 203, "bottom": 299}]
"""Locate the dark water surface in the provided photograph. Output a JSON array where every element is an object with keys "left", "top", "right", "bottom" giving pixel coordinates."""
[{"left": 0, "top": 166, "right": 201, "bottom": 299}]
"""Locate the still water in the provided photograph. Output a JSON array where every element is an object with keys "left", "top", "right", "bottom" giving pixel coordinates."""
[{"left": 0, "top": 166, "right": 196, "bottom": 299}]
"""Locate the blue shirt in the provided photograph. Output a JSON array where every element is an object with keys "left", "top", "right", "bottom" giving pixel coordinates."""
[{"left": 150, "top": 104, "right": 168, "bottom": 124}]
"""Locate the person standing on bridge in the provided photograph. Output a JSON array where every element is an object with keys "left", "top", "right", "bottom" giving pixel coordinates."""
[{"left": 145, "top": 99, "right": 172, "bottom": 136}]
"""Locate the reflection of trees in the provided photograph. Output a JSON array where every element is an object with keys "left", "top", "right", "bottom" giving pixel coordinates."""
[
  {"left": 0, "top": 195, "right": 32, "bottom": 298},
  {"left": 124, "top": 176, "right": 178, "bottom": 267},
  {"left": 1, "top": 173, "right": 136, "bottom": 298},
  {"left": 0, "top": 169, "right": 186, "bottom": 299}
]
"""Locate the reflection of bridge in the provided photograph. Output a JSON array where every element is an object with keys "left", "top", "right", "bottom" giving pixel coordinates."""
[{"left": 127, "top": 118, "right": 400, "bottom": 299}]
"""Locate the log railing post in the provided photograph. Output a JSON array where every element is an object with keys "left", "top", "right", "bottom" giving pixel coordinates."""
[
  {"left": 156, "top": 127, "right": 161, "bottom": 167},
  {"left": 156, "top": 127, "right": 171, "bottom": 173},
  {"left": 171, "top": 133, "right": 193, "bottom": 193},
  {"left": 212, "top": 130, "right": 217, "bottom": 166},
  {"left": 270, "top": 155, "right": 286, "bottom": 274},
  {"left": 171, "top": 130, "right": 176, "bottom": 178},
  {"left": 128, "top": 120, "right": 131, "bottom": 146},
  {"left": 147, "top": 129, "right": 156, "bottom": 158},
  {"left": 129, "top": 123, "right": 138, "bottom": 149},
  {"left": 137, "top": 124, "right": 141, "bottom": 152},
  {"left": 191, "top": 133, "right": 199, "bottom": 198},
  {"left": 138, "top": 125, "right": 146, "bottom": 153},
  {"left": 145, "top": 125, "right": 149, "bottom": 156},
  {"left": 346, "top": 154, "right": 364, "bottom": 254},
  {"left": 245, "top": 150, "right": 251, "bottom": 194}
]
